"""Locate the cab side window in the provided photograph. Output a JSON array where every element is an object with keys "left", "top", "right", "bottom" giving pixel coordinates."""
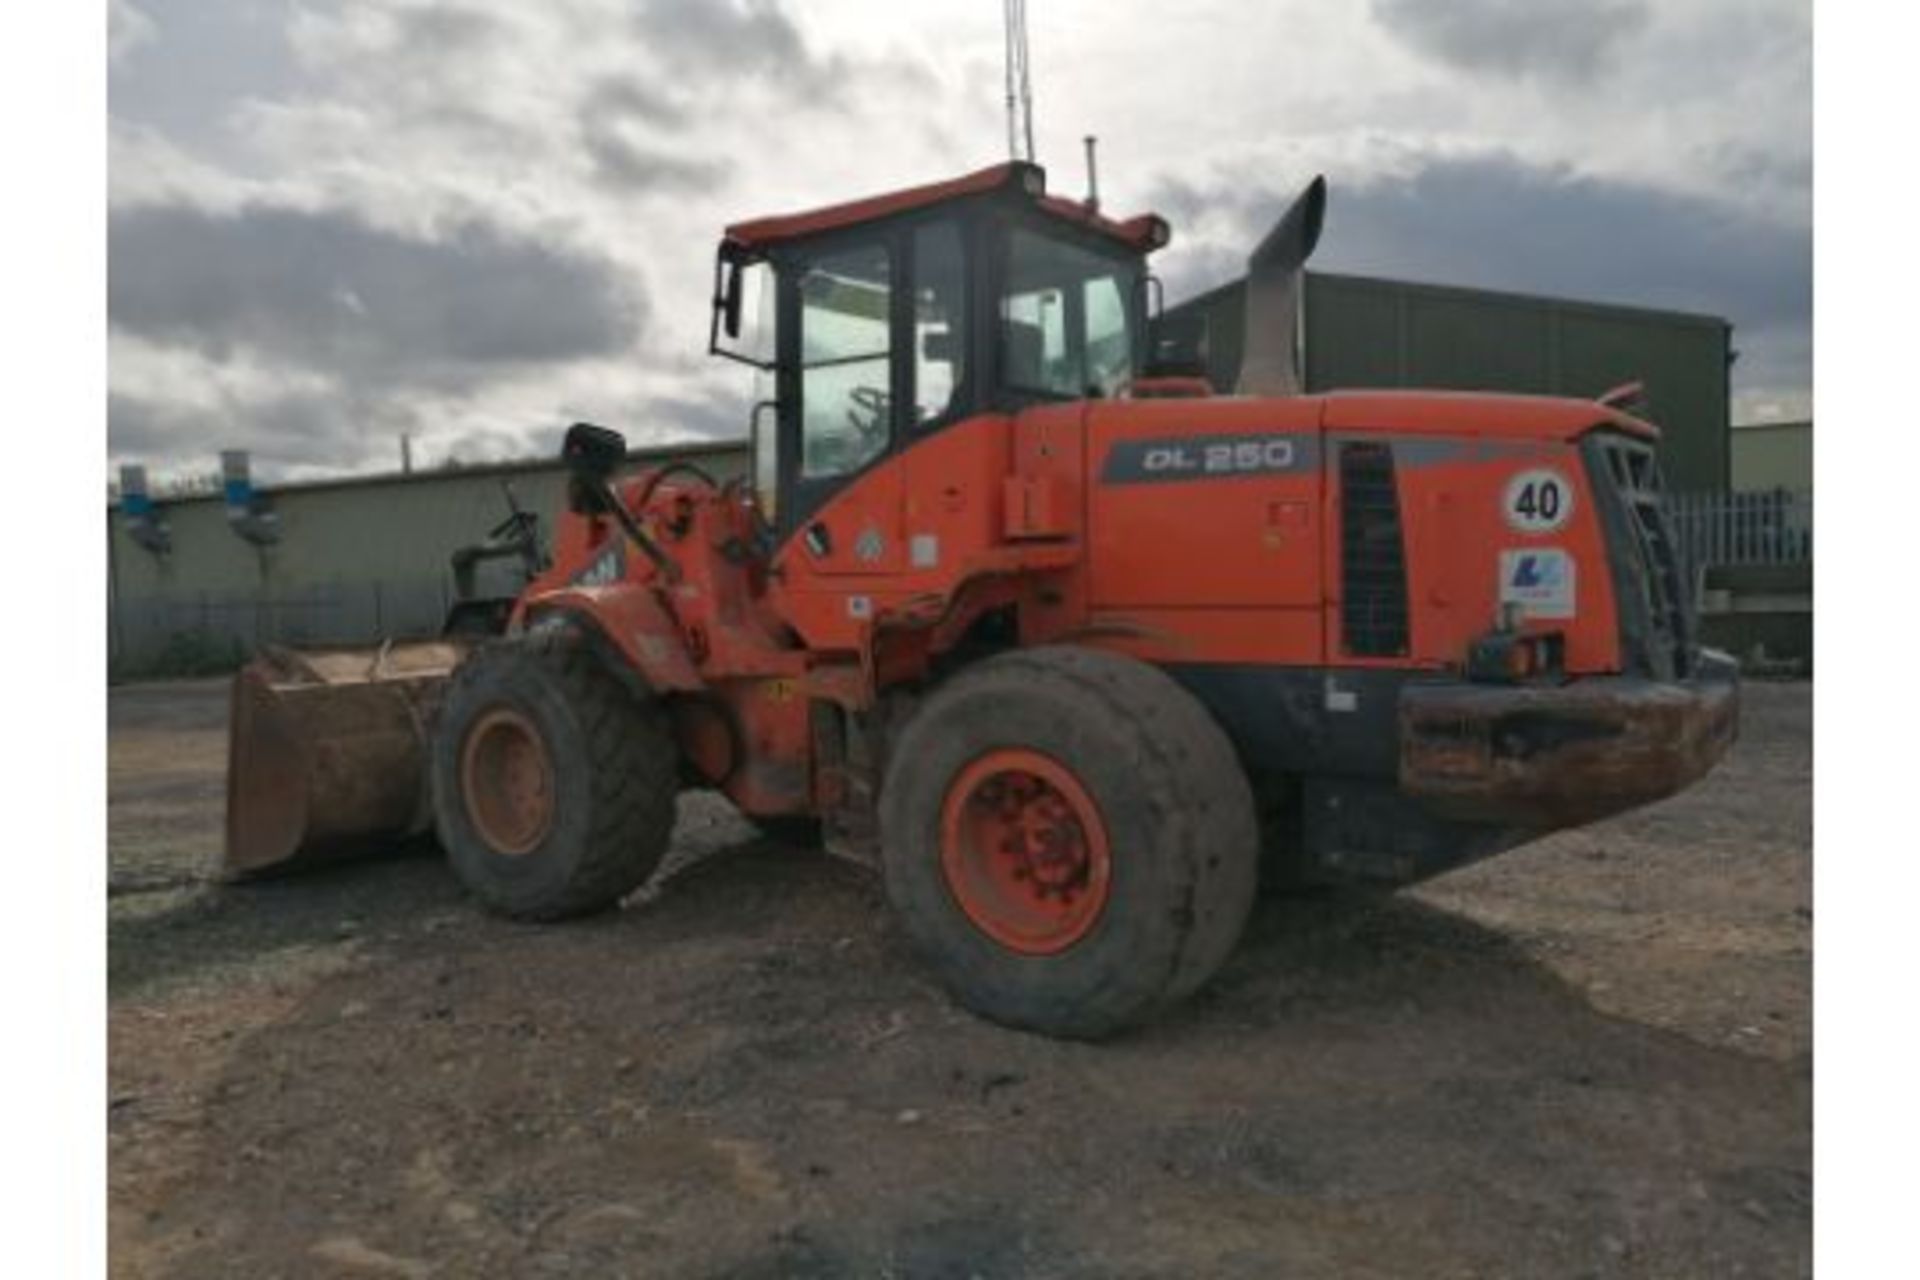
[
  {"left": 799, "top": 242, "right": 893, "bottom": 480},
  {"left": 913, "top": 222, "right": 966, "bottom": 427},
  {"left": 999, "top": 227, "right": 1141, "bottom": 399},
  {"left": 1001, "top": 230, "right": 1073, "bottom": 396},
  {"left": 1083, "top": 274, "right": 1133, "bottom": 399}
]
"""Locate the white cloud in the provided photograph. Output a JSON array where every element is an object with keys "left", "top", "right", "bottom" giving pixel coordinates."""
[
  {"left": 108, "top": 0, "right": 156, "bottom": 66},
  {"left": 109, "top": 0, "right": 1812, "bottom": 476}
]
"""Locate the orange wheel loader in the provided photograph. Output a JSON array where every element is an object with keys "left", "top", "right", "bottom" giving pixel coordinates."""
[{"left": 225, "top": 162, "right": 1737, "bottom": 1038}]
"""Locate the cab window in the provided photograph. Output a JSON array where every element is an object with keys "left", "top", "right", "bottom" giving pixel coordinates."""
[
  {"left": 799, "top": 242, "right": 893, "bottom": 480},
  {"left": 999, "top": 228, "right": 1140, "bottom": 398},
  {"left": 913, "top": 222, "right": 966, "bottom": 427},
  {"left": 1084, "top": 274, "right": 1133, "bottom": 396}
]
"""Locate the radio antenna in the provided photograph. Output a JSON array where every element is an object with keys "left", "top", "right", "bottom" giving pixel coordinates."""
[{"left": 1004, "top": 0, "right": 1035, "bottom": 162}]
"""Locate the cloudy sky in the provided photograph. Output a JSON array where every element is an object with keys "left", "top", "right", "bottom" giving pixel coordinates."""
[{"left": 108, "top": 0, "right": 1811, "bottom": 483}]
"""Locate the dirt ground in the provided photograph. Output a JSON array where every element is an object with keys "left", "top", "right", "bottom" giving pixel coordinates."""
[{"left": 108, "top": 678, "right": 1811, "bottom": 1279}]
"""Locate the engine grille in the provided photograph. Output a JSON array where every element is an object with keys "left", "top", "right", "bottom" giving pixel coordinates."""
[
  {"left": 1339, "top": 442, "right": 1409, "bottom": 658},
  {"left": 1586, "top": 432, "right": 1693, "bottom": 678}
]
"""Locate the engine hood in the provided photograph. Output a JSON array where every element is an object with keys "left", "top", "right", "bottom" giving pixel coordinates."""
[{"left": 1316, "top": 389, "right": 1659, "bottom": 443}]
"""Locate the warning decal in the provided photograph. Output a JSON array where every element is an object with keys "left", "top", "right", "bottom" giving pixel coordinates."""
[{"left": 1498, "top": 548, "right": 1576, "bottom": 620}]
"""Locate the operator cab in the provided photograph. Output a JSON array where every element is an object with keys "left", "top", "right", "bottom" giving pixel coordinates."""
[{"left": 710, "top": 162, "right": 1170, "bottom": 536}]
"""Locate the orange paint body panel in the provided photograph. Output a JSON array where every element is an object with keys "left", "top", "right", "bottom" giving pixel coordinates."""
[
  {"left": 1322, "top": 390, "right": 1657, "bottom": 442},
  {"left": 1086, "top": 398, "right": 1325, "bottom": 626},
  {"left": 529, "top": 391, "right": 1643, "bottom": 701},
  {"left": 772, "top": 414, "right": 1021, "bottom": 653},
  {"left": 1371, "top": 441, "right": 1623, "bottom": 674},
  {"left": 509, "top": 384, "right": 1691, "bottom": 838}
]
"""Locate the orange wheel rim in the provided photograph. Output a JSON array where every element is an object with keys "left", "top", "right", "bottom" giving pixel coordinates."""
[
  {"left": 938, "top": 748, "right": 1112, "bottom": 955},
  {"left": 460, "top": 708, "right": 555, "bottom": 856}
]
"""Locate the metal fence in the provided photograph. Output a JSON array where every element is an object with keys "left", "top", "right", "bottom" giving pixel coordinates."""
[
  {"left": 1664, "top": 488, "right": 1813, "bottom": 585},
  {"left": 110, "top": 576, "right": 462, "bottom": 676}
]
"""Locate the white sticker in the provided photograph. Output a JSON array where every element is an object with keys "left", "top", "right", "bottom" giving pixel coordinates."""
[
  {"left": 1498, "top": 549, "right": 1576, "bottom": 620},
  {"left": 1324, "top": 679, "right": 1358, "bottom": 713},
  {"left": 910, "top": 534, "right": 939, "bottom": 569},
  {"left": 846, "top": 595, "right": 873, "bottom": 620},
  {"left": 1502, "top": 468, "right": 1574, "bottom": 534}
]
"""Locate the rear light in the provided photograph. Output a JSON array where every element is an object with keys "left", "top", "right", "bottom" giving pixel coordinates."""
[{"left": 1466, "top": 628, "right": 1566, "bottom": 684}]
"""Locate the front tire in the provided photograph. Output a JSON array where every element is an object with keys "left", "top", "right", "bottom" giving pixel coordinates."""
[
  {"left": 879, "top": 647, "right": 1259, "bottom": 1039},
  {"left": 432, "top": 624, "right": 677, "bottom": 920}
]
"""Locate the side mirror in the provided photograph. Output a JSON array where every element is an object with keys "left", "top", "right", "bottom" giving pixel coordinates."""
[
  {"left": 709, "top": 247, "right": 774, "bottom": 367},
  {"left": 722, "top": 258, "right": 744, "bottom": 339},
  {"left": 559, "top": 421, "right": 677, "bottom": 578},
  {"left": 562, "top": 421, "right": 626, "bottom": 482}
]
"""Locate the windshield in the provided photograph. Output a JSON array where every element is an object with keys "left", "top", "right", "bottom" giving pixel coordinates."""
[{"left": 999, "top": 227, "right": 1142, "bottom": 399}]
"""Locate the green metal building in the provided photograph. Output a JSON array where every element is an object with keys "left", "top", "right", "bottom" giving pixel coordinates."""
[
  {"left": 1156, "top": 271, "right": 1734, "bottom": 494},
  {"left": 108, "top": 442, "right": 748, "bottom": 674},
  {"left": 1730, "top": 420, "right": 1812, "bottom": 492}
]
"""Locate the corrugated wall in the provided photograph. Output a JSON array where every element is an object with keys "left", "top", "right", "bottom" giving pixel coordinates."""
[
  {"left": 1730, "top": 422, "right": 1813, "bottom": 491},
  {"left": 108, "top": 444, "right": 748, "bottom": 672},
  {"left": 1153, "top": 272, "right": 1733, "bottom": 493}
]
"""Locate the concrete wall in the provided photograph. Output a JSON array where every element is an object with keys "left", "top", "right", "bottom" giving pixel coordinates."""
[
  {"left": 1730, "top": 421, "right": 1812, "bottom": 491},
  {"left": 109, "top": 443, "right": 748, "bottom": 671}
]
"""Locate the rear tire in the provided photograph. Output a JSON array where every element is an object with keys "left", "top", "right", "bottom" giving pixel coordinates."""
[
  {"left": 432, "top": 623, "right": 677, "bottom": 920},
  {"left": 879, "top": 646, "right": 1259, "bottom": 1039}
]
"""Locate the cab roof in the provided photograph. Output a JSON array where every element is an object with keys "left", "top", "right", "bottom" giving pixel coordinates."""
[{"left": 722, "top": 161, "right": 1170, "bottom": 256}]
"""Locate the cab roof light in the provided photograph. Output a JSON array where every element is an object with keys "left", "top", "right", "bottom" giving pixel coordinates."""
[{"left": 1010, "top": 162, "right": 1046, "bottom": 197}]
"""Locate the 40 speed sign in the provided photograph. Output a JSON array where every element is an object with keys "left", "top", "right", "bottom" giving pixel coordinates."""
[{"left": 1502, "top": 468, "right": 1574, "bottom": 534}]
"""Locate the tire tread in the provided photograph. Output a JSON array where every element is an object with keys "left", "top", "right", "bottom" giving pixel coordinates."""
[
  {"left": 437, "top": 624, "right": 677, "bottom": 920},
  {"left": 879, "top": 644, "right": 1258, "bottom": 1037}
]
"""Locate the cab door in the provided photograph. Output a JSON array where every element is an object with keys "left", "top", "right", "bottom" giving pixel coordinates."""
[{"left": 775, "top": 235, "right": 907, "bottom": 575}]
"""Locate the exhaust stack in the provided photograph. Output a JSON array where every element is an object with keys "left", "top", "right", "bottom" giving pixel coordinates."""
[{"left": 1235, "top": 175, "right": 1327, "bottom": 397}]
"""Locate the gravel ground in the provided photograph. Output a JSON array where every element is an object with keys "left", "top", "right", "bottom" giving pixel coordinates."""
[{"left": 108, "top": 677, "right": 1811, "bottom": 1278}]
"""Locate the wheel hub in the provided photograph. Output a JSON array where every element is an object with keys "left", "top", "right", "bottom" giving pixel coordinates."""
[
  {"left": 460, "top": 707, "right": 555, "bottom": 856},
  {"left": 939, "top": 749, "right": 1112, "bottom": 955}
]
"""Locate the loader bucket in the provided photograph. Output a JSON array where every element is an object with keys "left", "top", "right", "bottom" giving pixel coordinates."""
[{"left": 222, "top": 641, "right": 468, "bottom": 878}]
